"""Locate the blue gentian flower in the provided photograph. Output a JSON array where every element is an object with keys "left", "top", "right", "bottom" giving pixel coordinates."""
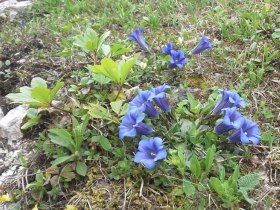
[
  {"left": 128, "top": 28, "right": 150, "bottom": 51},
  {"left": 162, "top": 43, "right": 175, "bottom": 55},
  {"left": 215, "top": 107, "right": 245, "bottom": 134},
  {"left": 150, "top": 84, "right": 171, "bottom": 112},
  {"left": 169, "top": 50, "right": 188, "bottom": 69},
  {"left": 213, "top": 89, "right": 246, "bottom": 114},
  {"left": 19, "top": 19, "right": 24, "bottom": 31},
  {"left": 119, "top": 111, "right": 153, "bottom": 139},
  {"left": 229, "top": 118, "right": 261, "bottom": 145},
  {"left": 129, "top": 90, "right": 159, "bottom": 118},
  {"left": 134, "top": 137, "right": 167, "bottom": 169},
  {"left": 191, "top": 35, "right": 212, "bottom": 54}
]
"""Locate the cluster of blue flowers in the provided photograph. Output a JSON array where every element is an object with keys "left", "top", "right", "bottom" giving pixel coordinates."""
[
  {"left": 162, "top": 43, "right": 188, "bottom": 69},
  {"left": 128, "top": 28, "right": 212, "bottom": 70},
  {"left": 119, "top": 85, "right": 170, "bottom": 169},
  {"left": 213, "top": 89, "right": 261, "bottom": 145},
  {"left": 125, "top": 28, "right": 260, "bottom": 170}
]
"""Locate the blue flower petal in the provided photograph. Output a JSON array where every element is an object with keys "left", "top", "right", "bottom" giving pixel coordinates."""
[
  {"left": 240, "top": 128, "right": 250, "bottom": 144},
  {"left": 152, "top": 137, "right": 163, "bottom": 149},
  {"left": 215, "top": 121, "right": 234, "bottom": 134},
  {"left": 154, "top": 149, "right": 167, "bottom": 161},
  {"left": 213, "top": 89, "right": 246, "bottom": 114},
  {"left": 154, "top": 98, "right": 171, "bottom": 112},
  {"left": 169, "top": 50, "right": 188, "bottom": 69},
  {"left": 119, "top": 125, "right": 137, "bottom": 139},
  {"left": 134, "top": 151, "right": 149, "bottom": 163},
  {"left": 128, "top": 28, "right": 150, "bottom": 51},
  {"left": 134, "top": 137, "right": 167, "bottom": 169},
  {"left": 162, "top": 43, "right": 175, "bottom": 55},
  {"left": 228, "top": 130, "right": 241, "bottom": 143},
  {"left": 142, "top": 159, "right": 156, "bottom": 169},
  {"left": 191, "top": 36, "right": 212, "bottom": 54},
  {"left": 135, "top": 122, "right": 153, "bottom": 135},
  {"left": 227, "top": 118, "right": 261, "bottom": 145}
]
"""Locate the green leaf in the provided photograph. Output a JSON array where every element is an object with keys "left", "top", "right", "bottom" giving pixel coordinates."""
[
  {"left": 91, "top": 55, "right": 138, "bottom": 85},
  {"left": 92, "top": 58, "right": 119, "bottom": 82},
  {"left": 81, "top": 114, "right": 90, "bottom": 134},
  {"left": 204, "top": 145, "right": 216, "bottom": 173},
  {"left": 21, "top": 116, "right": 40, "bottom": 130},
  {"left": 84, "top": 103, "right": 112, "bottom": 120},
  {"left": 6, "top": 86, "right": 42, "bottom": 106},
  {"left": 76, "top": 161, "right": 88, "bottom": 176},
  {"left": 272, "top": 29, "right": 280, "bottom": 39},
  {"left": 6, "top": 78, "right": 61, "bottom": 108},
  {"left": 238, "top": 173, "right": 261, "bottom": 191},
  {"left": 71, "top": 115, "right": 79, "bottom": 128},
  {"left": 119, "top": 103, "right": 129, "bottom": 116},
  {"left": 110, "top": 100, "right": 124, "bottom": 115},
  {"left": 52, "top": 155, "right": 74, "bottom": 166},
  {"left": 239, "top": 189, "right": 255, "bottom": 204},
  {"left": 60, "top": 164, "right": 75, "bottom": 180},
  {"left": 101, "top": 44, "right": 111, "bottom": 56},
  {"left": 182, "top": 180, "right": 196, "bottom": 196},
  {"left": 50, "top": 81, "right": 64, "bottom": 101},
  {"left": 91, "top": 73, "right": 111, "bottom": 85},
  {"left": 97, "top": 31, "right": 110, "bottom": 52},
  {"left": 187, "top": 93, "right": 202, "bottom": 114},
  {"left": 26, "top": 108, "right": 38, "bottom": 118},
  {"left": 190, "top": 154, "right": 201, "bottom": 179},
  {"left": 93, "top": 135, "right": 112, "bottom": 151},
  {"left": 209, "top": 177, "right": 224, "bottom": 196},
  {"left": 31, "top": 87, "right": 51, "bottom": 105},
  {"left": 119, "top": 54, "right": 138, "bottom": 84},
  {"left": 171, "top": 186, "right": 184, "bottom": 196},
  {"left": 35, "top": 170, "right": 44, "bottom": 184},
  {"left": 71, "top": 118, "right": 83, "bottom": 150},
  {"left": 110, "top": 43, "right": 131, "bottom": 57},
  {"left": 48, "top": 129, "right": 75, "bottom": 153},
  {"left": 31, "top": 77, "right": 47, "bottom": 88},
  {"left": 218, "top": 166, "right": 226, "bottom": 182},
  {"left": 73, "top": 28, "right": 99, "bottom": 52},
  {"left": 228, "top": 165, "right": 240, "bottom": 190}
]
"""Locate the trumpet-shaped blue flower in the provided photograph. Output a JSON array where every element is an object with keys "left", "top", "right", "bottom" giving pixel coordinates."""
[
  {"left": 150, "top": 84, "right": 171, "bottom": 112},
  {"left": 213, "top": 89, "right": 246, "bottom": 114},
  {"left": 119, "top": 111, "right": 152, "bottom": 139},
  {"left": 229, "top": 118, "right": 261, "bottom": 145},
  {"left": 169, "top": 50, "right": 188, "bottom": 69},
  {"left": 215, "top": 107, "right": 245, "bottom": 134},
  {"left": 162, "top": 43, "right": 175, "bottom": 55},
  {"left": 134, "top": 137, "right": 167, "bottom": 169},
  {"left": 129, "top": 90, "right": 159, "bottom": 118},
  {"left": 191, "top": 36, "right": 212, "bottom": 54},
  {"left": 128, "top": 28, "right": 150, "bottom": 51}
]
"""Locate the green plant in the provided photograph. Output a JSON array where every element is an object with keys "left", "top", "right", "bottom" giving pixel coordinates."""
[
  {"left": 88, "top": 54, "right": 139, "bottom": 99},
  {"left": 48, "top": 115, "right": 90, "bottom": 176},
  {"left": 26, "top": 170, "right": 46, "bottom": 201},
  {"left": 209, "top": 166, "right": 261, "bottom": 207},
  {"left": 6, "top": 77, "right": 65, "bottom": 111},
  {"left": 21, "top": 108, "right": 41, "bottom": 130},
  {"left": 73, "top": 28, "right": 110, "bottom": 63}
]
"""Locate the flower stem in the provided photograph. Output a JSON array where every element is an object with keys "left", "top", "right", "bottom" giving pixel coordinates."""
[
  {"left": 50, "top": 104, "right": 71, "bottom": 114},
  {"left": 115, "top": 85, "right": 123, "bottom": 101}
]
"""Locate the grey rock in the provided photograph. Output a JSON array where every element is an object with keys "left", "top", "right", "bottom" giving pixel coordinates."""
[
  {"left": 0, "top": 107, "right": 4, "bottom": 120},
  {"left": 0, "top": 0, "right": 32, "bottom": 18},
  {"left": 0, "top": 105, "right": 28, "bottom": 141}
]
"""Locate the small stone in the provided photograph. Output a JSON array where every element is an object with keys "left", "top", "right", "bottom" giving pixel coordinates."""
[{"left": 17, "top": 58, "right": 26, "bottom": 64}]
